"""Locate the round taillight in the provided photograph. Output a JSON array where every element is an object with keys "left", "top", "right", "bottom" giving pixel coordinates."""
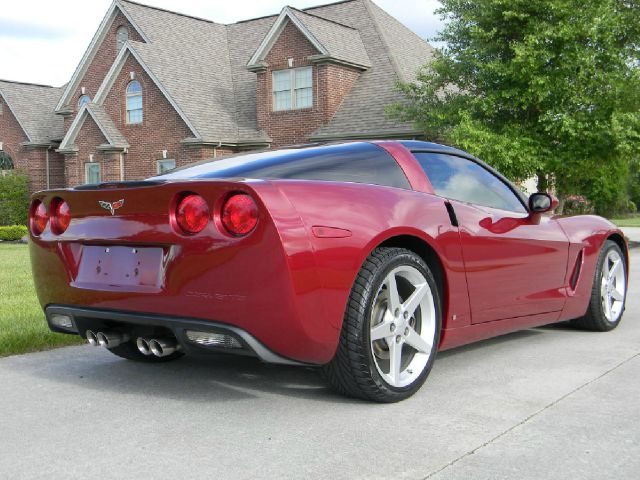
[
  {"left": 175, "top": 194, "right": 209, "bottom": 234},
  {"left": 50, "top": 198, "right": 71, "bottom": 235},
  {"left": 30, "top": 200, "right": 48, "bottom": 236},
  {"left": 221, "top": 193, "right": 258, "bottom": 236}
]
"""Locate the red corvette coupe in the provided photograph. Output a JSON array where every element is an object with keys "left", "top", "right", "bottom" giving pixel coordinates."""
[{"left": 29, "top": 141, "right": 629, "bottom": 402}]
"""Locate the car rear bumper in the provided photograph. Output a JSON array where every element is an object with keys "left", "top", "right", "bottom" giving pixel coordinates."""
[{"left": 46, "top": 305, "right": 311, "bottom": 366}]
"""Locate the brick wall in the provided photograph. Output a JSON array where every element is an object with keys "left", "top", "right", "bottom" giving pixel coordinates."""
[
  {"left": 66, "top": 114, "right": 109, "bottom": 186},
  {"left": 64, "top": 10, "right": 144, "bottom": 128},
  {"left": 0, "top": 98, "right": 29, "bottom": 172},
  {"left": 0, "top": 98, "right": 51, "bottom": 192},
  {"left": 256, "top": 20, "right": 361, "bottom": 147},
  {"left": 64, "top": 54, "right": 235, "bottom": 186}
]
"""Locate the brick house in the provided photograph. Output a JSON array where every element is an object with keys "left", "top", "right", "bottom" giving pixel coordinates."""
[{"left": 0, "top": 0, "right": 434, "bottom": 192}]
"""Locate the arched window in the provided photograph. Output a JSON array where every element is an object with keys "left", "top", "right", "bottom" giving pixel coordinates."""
[
  {"left": 126, "top": 80, "right": 143, "bottom": 124},
  {"left": 0, "top": 151, "right": 14, "bottom": 170},
  {"left": 78, "top": 95, "right": 90, "bottom": 108},
  {"left": 116, "top": 26, "right": 129, "bottom": 51}
]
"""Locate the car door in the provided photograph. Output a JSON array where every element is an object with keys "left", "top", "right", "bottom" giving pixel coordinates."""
[{"left": 412, "top": 151, "right": 570, "bottom": 324}]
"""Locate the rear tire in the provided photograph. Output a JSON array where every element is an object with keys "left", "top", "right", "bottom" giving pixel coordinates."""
[
  {"left": 570, "top": 240, "right": 627, "bottom": 332},
  {"left": 107, "top": 341, "right": 184, "bottom": 363},
  {"left": 321, "top": 247, "right": 441, "bottom": 402}
]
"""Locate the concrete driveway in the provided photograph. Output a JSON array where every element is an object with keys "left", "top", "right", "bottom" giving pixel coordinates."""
[{"left": 0, "top": 250, "right": 638, "bottom": 480}]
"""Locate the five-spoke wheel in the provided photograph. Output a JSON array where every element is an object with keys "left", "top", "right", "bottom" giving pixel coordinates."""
[
  {"left": 370, "top": 266, "right": 436, "bottom": 388},
  {"left": 572, "top": 240, "right": 627, "bottom": 331},
  {"left": 321, "top": 247, "right": 441, "bottom": 402}
]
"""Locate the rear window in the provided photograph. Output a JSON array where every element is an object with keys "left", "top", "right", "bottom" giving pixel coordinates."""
[{"left": 156, "top": 143, "right": 411, "bottom": 190}]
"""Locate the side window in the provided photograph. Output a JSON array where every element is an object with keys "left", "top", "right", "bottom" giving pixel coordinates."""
[
  {"left": 162, "top": 143, "right": 412, "bottom": 190},
  {"left": 413, "top": 152, "right": 526, "bottom": 213}
]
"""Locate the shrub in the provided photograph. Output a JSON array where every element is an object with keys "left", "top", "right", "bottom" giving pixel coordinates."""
[
  {"left": 0, "top": 171, "right": 30, "bottom": 226},
  {"left": 563, "top": 195, "right": 595, "bottom": 215},
  {"left": 629, "top": 159, "right": 640, "bottom": 210},
  {"left": 0, "top": 225, "right": 28, "bottom": 241}
]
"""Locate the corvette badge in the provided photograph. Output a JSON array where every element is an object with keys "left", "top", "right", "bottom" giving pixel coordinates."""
[{"left": 99, "top": 199, "right": 125, "bottom": 215}]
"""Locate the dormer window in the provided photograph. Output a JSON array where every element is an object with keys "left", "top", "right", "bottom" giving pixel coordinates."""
[
  {"left": 116, "top": 26, "right": 129, "bottom": 51},
  {"left": 272, "top": 66, "right": 313, "bottom": 111}
]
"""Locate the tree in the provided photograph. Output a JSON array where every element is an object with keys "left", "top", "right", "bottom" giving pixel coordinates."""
[{"left": 389, "top": 0, "right": 640, "bottom": 215}]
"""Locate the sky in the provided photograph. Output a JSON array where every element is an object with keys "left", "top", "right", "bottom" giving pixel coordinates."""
[{"left": 0, "top": 0, "right": 444, "bottom": 87}]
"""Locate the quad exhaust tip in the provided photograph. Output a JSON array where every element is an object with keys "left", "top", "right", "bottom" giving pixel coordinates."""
[
  {"left": 86, "top": 330, "right": 129, "bottom": 349},
  {"left": 86, "top": 330, "right": 99, "bottom": 346},
  {"left": 136, "top": 337, "right": 178, "bottom": 357},
  {"left": 87, "top": 330, "right": 177, "bottom": 356}
]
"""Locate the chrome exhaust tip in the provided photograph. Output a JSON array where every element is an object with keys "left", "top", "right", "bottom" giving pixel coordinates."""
[
  {"left": 95, "top": 330, "right": 129, "bottom": 349},
  {"left": 136, "top": 337, "right": 152, "bottom": 356},
  {"left": 86, "top": 330, "right": 99, "bottom": 346},
  {"left": 149, "top": 338, "right": 178, "bottom": 357}
]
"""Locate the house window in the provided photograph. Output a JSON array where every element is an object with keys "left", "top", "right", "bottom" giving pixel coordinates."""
[
  {"left": 272, "top": 66, "right": 313, "bottom": 111},
  {"left": 78, "top": 95, "right": 90, "bottom": 108},
  {"left": 116, "top": 26, "right": 129, "bottom": 51},
  {"left": 85, "top": 163, "right": 101, "bottom": 184},
  {"left": 0, "top": 99, "right": 3, "bottom": 115},
  {"left": 0, "top": 152, "right": 13, "bottom": 170},
  {"left": 126, "top": 80, "right": 143, "bottom": 124},
  {"left": 157, "top": 159, "right": 176, "bottom": 174}
]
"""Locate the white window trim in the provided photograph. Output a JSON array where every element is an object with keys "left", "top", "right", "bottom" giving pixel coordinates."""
[
  {"left": 272, "top": 66, "right": 313, "bottom": 111},
  {"left": 85, "top": 162, "right": 101, "bottom": 184},
  {"left": 156, "top": 159, "right": 176, "bottom": 174},
  {"left": 116, "top": 25, "right": 129, "bottom": 52},
  {"left": 126, "top": 80, "right": 143, "bottom": 125}
]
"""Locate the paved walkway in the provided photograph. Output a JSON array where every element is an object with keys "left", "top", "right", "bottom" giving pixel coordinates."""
[
  {"left": 0, "top": 252, "right": 638, "bottom": 479},
  {"left": 621, "top": 227, "right": 640, "bottom": 246}
]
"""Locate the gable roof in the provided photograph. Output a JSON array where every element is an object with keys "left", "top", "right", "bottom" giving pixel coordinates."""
[
  {"left": 307, "top": 0, "right": 435, "bottom": 140},
  {"left": 0, "top": 80, "right": 65, "bottom": 145},
  {"left": 59, "top": 103, "right": 129, "bottom": 153},
  {"left": 55, "top": 0, "right": 149, "bottom": 113},
  {"left": 57, "top": 0, "right": 435, "bottom": 148},
  {"left": 247, "top": 6, "right": 370, "bottom": 70}
]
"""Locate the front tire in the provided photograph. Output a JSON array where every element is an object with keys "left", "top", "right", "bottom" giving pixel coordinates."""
[
  {"left": 321, "top": 247, "right": 441, "bottom": 402},
  {"left": 571, "top": 240, "right": 627, "bottom": 331}
]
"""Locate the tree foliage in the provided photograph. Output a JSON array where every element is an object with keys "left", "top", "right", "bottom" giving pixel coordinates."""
[{"left": 389, "top": 0, "right": 640, "bottom": 215}]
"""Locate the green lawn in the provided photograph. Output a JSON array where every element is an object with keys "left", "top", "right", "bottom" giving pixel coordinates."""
[
  {"left": 610, "top": 215, "right": 640, "bottom": 228},
  {"left": 0, "top": 243, "right": 83, "bottom": 357}
]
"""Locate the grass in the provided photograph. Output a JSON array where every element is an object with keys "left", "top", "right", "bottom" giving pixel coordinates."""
[
  {"left": 0, "top": 243, "right": 83, "bottom": 357},
  {"left": 610, "top": 215, "right": 640, "bottom": 228}
]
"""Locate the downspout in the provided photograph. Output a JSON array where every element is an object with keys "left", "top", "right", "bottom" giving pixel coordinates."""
[
  {"left": 119, "top": 150, "right": 125, "bottom": 181},
  {"left": 46, "top": 146, "right": 50, "bottom": 189}
]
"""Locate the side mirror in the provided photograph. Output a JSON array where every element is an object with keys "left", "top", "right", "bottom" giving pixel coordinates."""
[{"left": 528, "top": 192, "right": 558, "bottom": 214}]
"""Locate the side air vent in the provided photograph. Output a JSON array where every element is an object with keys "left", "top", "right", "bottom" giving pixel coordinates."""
[{"left": 570, "top": 250, "right": 584, "bottom": 290}]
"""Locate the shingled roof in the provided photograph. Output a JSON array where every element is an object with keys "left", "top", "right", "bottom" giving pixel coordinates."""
[
  {"left": 0, "top": 80, "right": 64, "bottom": 145},
  {"left": 247, "top": 6, "right": 371, "bottom": 70},
  {"left": 55, "top": 0, "right": 435, "bottom": 147}
]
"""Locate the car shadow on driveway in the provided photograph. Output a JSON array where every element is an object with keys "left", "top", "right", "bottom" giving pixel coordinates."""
[{"left": 12, "top": 328, "right": 545, "bottom": 404}]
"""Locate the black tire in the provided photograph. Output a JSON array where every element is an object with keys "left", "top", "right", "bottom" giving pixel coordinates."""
[
  {"left": 321, "top": 247, "right": 441, "bottom": 402},
  {"left": 570, "top": 240, "right": 627, "bottom": 332},
  {"left": 107, "top": 341, "right": 184, "bottom": 363}
]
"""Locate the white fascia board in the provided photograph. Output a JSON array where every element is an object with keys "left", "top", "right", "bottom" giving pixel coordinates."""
[
  {"left": 93, "top": 45, "right": 200, "bottom": 138},
  {"left": 55, "top": 1, "right": 150, "bottom": 112},
  {"left": 247, "top": 6, "right": 328, "bottom": 67},
  {"left": 58, "top": 105, "right": 88, "bottom": 151}
]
